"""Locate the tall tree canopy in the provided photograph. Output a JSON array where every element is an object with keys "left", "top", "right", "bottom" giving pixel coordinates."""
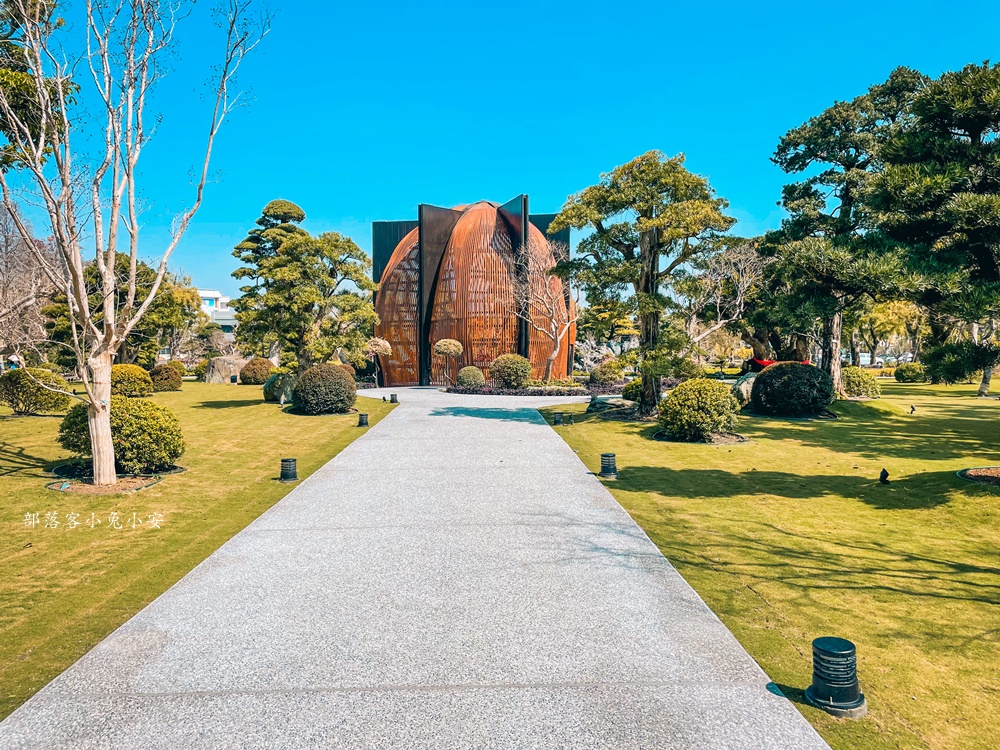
[
  {"left": 769, "top": 68, "right": 924, "bottom": 393},
  {"left": 550, "top": 150, "right": 734, "bottom": 413},
  {"left": 231, "top": 201, "right": 377, "bottom": 374}
]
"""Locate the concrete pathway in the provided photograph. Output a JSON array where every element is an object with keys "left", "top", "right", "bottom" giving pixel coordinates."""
[{"left": 0, "top": 387, "right": 829, "bottom": 749}]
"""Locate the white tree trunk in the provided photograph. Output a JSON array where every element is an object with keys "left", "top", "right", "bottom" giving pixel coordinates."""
[{"left": 86, "top": 353, "right": 117, "bottom": 485}]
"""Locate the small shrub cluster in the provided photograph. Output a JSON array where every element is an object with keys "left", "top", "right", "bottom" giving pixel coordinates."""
[
  {"left": 110, "top": 364, "right": 153, "bottom": 397},
  {"left": 894, "top": 362, "right": 927, "bottom": 383},
  {"left": 621, "top": 378, "right": 642, "bottom": 402},
  {"left": 0, "top": 368, "right": 72, "bottom": 415},
  {"left": 456, "top": 366, "right": 485, "bottom": 387},
  {"left": 239, "top": 357, "right": 274, "bottom": 385},
  {"left": 658, "top": 378, "right": 740, "bottom": 442},
  {"left": 490, "top": 354, "right": 532, "bottom": 389},
  {"left": 293, "top": 363, "right": 357, "bottom": 414},
  {"left": 842, "top": 366, "right": 881, "bottom": 398},
  {"left": 165, "top": 359, "right": 187, "bottom": 376},
  {"left": 751, "top": 362, "right": 834, "bottom": 417},
  {"left": 150, "top": 364, "right": 183, "bottom": 392},
  {"left": 337, "top": 362, "right": 356, "bottom": 378},
  {"left": 589, "top": 360, "right": 623, "bottom": 385},
  {"left": 58, "top": 395, "right": 185, "bottom": 474},
  {"left": 192, "top": 360, "right": 209, "bottom": 381}
]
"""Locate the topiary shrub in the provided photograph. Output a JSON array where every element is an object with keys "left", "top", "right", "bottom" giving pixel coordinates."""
[
  {"left": 456, "top": 365, "right": 485, "bottom": 387},
  {"left": 842, "top": 366, "right": 881, "bottom": 398},
  {"left": 658, "top": 378, "right": 740, "bottom": 442},
  {"left": 58, "top": 395, "right": 185, "bottom": 474},
  {"left": 621, "top": 378, "right": 642, "bottom": 402},
  {"left": 751, "top": 362, "right": 834, "bottom": 417},
  {"left": 165, "top": 359, "right": 187, "bottom": 376},
  {"left": 894, "top": 362, "right": 927, "bottom": 383},
  {"left": 111, "top": 364, "right": 153, "bottom": 397},
  {"left": 240, "top": 357, "right": 274, "bottom": 385},
  {"left": 337, "top": 362, "right": 357, "bottom": 379},
  {"left": 0, "top": 368, "right": 72, "bottom": 415},
  {"left": 490, "top": 353, "right": 532, "bottom": 389},
  {"left": 149, "top": 364, "right": 183, "bottom": 392},
  {"left": 292, "top": 363, "right": 357, "bottom": 414},
  {"left": 589, "top": 361, "right": 623, "bottom": 385},
  {"left": 192, "top": 359, "right": 209, "bottom": 381},
  {"left": 263, "top": 372, "right": 298, "bottom": 403}
]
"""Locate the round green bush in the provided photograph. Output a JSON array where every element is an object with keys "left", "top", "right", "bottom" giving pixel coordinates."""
[
  {"left": 111, "top": 364, "right": 153, "bottom": 397},
  {"left": 658, "top": 378, "right": 740, "bottom": 442},
  {"left": 490, "top": 354, "right": 532, "bottom": 389},
  {"left": 58, "top": 395, "right": 185, "bottom": 474},
  {"left": 456, "top": 366, "right": 485, "bottom": 387},
  {"left": 37, "top": 361, "right": 62, "bottom": 374},
  {"left": 751, "top": 362, "right": 834, "bottom": 417},
  {"left": 842, "top": 366, "right": 881, "bottom": 398},
  {"left": 263, "top": 372, "right": 298, "bottom": 403},
  {"left": 337, "top": 362, "right": 357, "bottom": 379},
  {"left": 165, "top": 359, "right": 187, "bottom": 376},
  {"left": 240, "top": 357, "right": 274, "bottom": 385},
  {"left": 293, "top": 363, "right": 357, "bottom": 414},
  {"left": 621, "top": 378, "right": 642, "bottom": 402},
  {"left": 149, "top": 364, "right": 182, "bottom": 392},
  {"left": 894, "top": 362, "right": 927, "bottom": 383},
  {"left": 0, "top": 368, "right": 72, "bottom": 415},
  {"left": 589, "top": 361, "right": 623, "bottom": 385},
  {"left": 192, "top": 360, "right": 209, "bottom": 381}
]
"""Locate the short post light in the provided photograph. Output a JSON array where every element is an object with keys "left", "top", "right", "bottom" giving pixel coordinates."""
[
  {"left": 553, "top": 412, "right": 564, "bottom": 425},
  {"left": 599, "top": 453, "right": 618, "bottom": 479},
  {"left": 358, "top": 413, "right": 369, "bottom": 427},
  {"left": 279, "top": 458, "right": 299, "bottom": 483},
  {"left": 390, "top": 393, "right": 398, "bottom": 404},
  {"left": 805, "top": 636, "right": 867, "bottom": 719}
]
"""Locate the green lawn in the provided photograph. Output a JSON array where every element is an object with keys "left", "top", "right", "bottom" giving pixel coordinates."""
[
  {"left": 0, "top": 382, "right": 393, "bottom": 720},
  {"left": 542, "top": 383, "right": 999, "bottom": 750}
]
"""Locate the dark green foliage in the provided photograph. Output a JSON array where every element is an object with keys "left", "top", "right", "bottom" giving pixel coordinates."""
[
  {"left": 192, "top": 360, "right": 209, "bottom": 381},
  {"left": 894, "top": 362, "right": 927, "bottom": 383},
  {"left": 490, "top": 354, "right": 532, "bottom": 389},
  {"left": 923, "top": 342, "right": 1000, "bottom": 384},
  {"left": 658, "top": 378, "right": 740, "bottom": 442},
  {"left": 149, "top": 364, "right": 182, "bottom": 392},
  {"left": 621, "top": 378, "right": 642, "bottom": 402},
  {"left": 58, "top": 396, "right": 185, "bottom": 474},
  {"left": 292, "top": 363, "right": 357, "bottom": 414},
  {"left": 0, "top": 368, "right": 71, "bottom": 415},
  {"left": 589, "top": 361, "right": 623, "bottom": 385},
  {"left": 842, "top": 366, "right": 881, "bottom": 398},
  {"left": 263, "top": 373, "right": 297, "bottom": 403},
  {"left": 110, "top": 364, "right": 153, "bottom": 397},
  {"left": 239, "top": 357, "right": 274, "bottom": 385},
  {"left": 751, "top": 363, "right": 834, "bottom": 416},
  {"left": 37, "top": 362, "right": 62, "bottom": 374},
  {"left": 456, "top": 366, "right": 485, "bottom": 387},
  {"left": 165, "top": 360, "right": 187, "bottom": 376}
]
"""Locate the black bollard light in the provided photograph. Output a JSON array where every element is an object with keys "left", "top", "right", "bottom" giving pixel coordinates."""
[
  {"left": 390, "top": 393, "right": 398, "bottom": 404},
  {"left": 804, "top": 637, "right": 867, "bottom": 719},
  {"left": 599, "top": 453, "right": 618, "bottom": 479},
  {"left": 358, "top": 413, "right": 369, "bottom": 427},
  {"left": 553, "top": 412, "right": 564, "bottom": 425},
  {"left": 567, "top": 414, "right": 575, "bottom": 425},
  {"left": 279, "top": 458, "right": 298, "bottom": 483}
]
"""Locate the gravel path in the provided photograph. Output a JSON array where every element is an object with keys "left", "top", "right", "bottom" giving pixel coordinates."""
[{"left": 0, "top": 387, "right": 828, "bottom": 749}]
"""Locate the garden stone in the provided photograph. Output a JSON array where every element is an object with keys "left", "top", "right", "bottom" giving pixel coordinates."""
[
  {"left": 204, "top": 356, "right": 247, "bottom": 384},
  {"left": 263, "top": 373, "right": 297, "bottom": 403},
  {"left": 732, "top": 371, "right": 757, "bottom": 407}
]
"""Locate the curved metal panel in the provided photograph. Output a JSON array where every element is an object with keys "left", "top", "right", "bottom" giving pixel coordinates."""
[{"left": 374, "top": 227, "right": 420, "bottom": 386}]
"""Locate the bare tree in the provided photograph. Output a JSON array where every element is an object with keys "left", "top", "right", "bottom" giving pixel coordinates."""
[
  {"left": 512, "top": 240, "right": 580, "bottom": 382},
  {"left": 676, "top": 241, "right": 767, "bottom": 349},
  {"left": 0, "top": 0, "right": 267, "bottom": 484},
  {"left": 0, "top": 206, "right": 62, "bottom": 360}
]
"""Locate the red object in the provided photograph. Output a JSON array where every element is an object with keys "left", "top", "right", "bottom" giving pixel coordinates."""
[{"left": 753, "top": 358, "right": 810, "bottom": 367}]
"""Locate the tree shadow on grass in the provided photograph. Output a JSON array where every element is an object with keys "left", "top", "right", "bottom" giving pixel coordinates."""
[
  {"left": 0, "top": 441, "right": 57, "bottom": 477},
  {"left": 427, "top": 406, "right": 543, "bottom": 423},
  {"left": 194, "top": 399, "right": 267, "bottom": 410},
  {"left": 617, "top": 466, "right": 965, "bottom": 509}
]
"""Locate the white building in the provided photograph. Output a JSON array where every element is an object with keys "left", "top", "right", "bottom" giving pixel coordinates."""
[{"left": 198, "top": 289, "right": 237, "bottom": 339}]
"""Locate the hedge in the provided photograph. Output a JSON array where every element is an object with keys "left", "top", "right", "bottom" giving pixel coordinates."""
[
  {"left": 658, "top": 378, "right": 740, "bottom": 442},
  {"left": 894, "top": 362, "right": 927, "bottom": 383},
  {"left": 751, "top": 362, "right": 834, "bottom": 416},
  {"left": 842, "top": 366, "right": 881, "bottom": 398},
  {"left": 0, "top": 368, "right": 72, "bottom": 415}
]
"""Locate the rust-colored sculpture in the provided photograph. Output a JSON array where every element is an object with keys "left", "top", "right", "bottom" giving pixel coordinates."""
[{"left": 374, "top": 198, "right": 574, "bottom": 386}]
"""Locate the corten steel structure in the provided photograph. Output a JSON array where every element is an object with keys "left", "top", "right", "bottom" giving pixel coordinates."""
[{"left": 373, "top": 195, "right": 574, "bottom": 387}]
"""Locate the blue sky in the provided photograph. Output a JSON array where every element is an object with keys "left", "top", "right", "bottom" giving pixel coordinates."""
[{"left": 62, "top": 0, "right": 999, "bottom": 296}]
